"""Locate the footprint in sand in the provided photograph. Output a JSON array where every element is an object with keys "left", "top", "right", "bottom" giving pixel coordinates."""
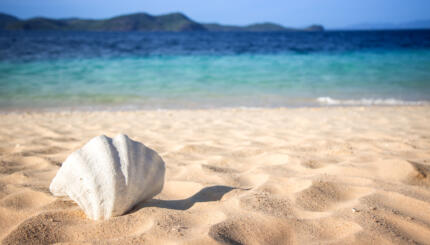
[
  {"left": 209, "top": 215, "right": 292, "bottom": 245},
  {"left": 240, "top": 191, "right": 295, "bottom": 218},
  {"left": 295, "top": 181, "right": 372, "bottom": 212}
]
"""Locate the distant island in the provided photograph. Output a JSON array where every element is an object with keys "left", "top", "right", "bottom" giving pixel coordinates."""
[
  {"left": 0, "top": 12, "right": 324, "bottom": 32},
  {"left": 340, "top": 19, "right": 430, "bottom": 30}
]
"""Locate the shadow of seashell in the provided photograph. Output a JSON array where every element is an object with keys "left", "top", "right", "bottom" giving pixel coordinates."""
[{"left": 129, "top": 185, "right": 238, "bottom": 212}]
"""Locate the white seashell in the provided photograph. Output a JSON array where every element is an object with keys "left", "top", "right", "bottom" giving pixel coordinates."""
[{"left": 49, "top": 134, "right": 165, "bottom": 220}]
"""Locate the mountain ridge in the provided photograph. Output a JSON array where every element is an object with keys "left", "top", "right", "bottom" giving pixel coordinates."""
[{"left": 0, "top": 12, "right": 324, "bottom": 32}]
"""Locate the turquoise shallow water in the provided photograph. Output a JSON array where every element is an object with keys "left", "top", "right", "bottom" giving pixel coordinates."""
[{"left": 1, "top": 31, "right": 430, "bottom": 110}]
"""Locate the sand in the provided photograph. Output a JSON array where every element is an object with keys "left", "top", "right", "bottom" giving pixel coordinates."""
[{"left": 1, "top": 106, "right": 430, "bottom": 244}]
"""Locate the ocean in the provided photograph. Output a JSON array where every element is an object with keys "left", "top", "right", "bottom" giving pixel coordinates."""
[{"left": 1, "top": 30, "right": 430, "bottom": 110}]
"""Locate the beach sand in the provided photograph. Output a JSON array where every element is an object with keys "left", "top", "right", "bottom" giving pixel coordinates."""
[{"left": 1, "top": 106, "right": 430, "bottom": 244}]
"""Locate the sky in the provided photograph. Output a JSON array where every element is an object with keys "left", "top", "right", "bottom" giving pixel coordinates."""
[{"left": 0, "top": 0, "right": 429, "bottom": 29}]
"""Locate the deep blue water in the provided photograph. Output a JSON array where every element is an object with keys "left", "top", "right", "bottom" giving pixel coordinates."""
[{"left": 1, "top": 30, "right": 430, "bottom": 110}]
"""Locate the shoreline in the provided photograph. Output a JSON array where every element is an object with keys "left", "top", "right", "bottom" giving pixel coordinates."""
[{"left": 0, "top": 104, "right": 429, "bottom": 114}]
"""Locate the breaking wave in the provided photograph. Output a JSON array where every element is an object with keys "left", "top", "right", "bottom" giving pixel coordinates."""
[{"left": 316, "top": 97, "right": 429, "bottom": 106}]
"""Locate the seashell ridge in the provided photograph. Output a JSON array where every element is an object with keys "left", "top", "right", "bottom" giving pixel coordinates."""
[{"left": 49, "top": 134, "right": 165, "bottom": 220}]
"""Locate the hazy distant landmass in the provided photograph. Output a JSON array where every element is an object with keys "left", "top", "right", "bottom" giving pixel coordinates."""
[
  {"left": 203, "top": 22, "right": 324, "bottom": 32},
  {"left": 0, "top": 12, "right": 324, "bottom": 32},
  {"left": 342, "top": 19, "right": 430, "bottom": 30}
]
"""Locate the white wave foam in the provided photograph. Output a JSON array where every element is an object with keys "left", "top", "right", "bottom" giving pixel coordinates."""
[{"left": 316, "top": 97, "right": 429, "bottom": 106}]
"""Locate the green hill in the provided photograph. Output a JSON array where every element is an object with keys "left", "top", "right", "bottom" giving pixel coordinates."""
[
  {"left": 0, "top": 13, "right": 20, "bottom": 29},
  {"left": 0, "top": 12, "right": 324, "bottom": 32},
  {"left": 7, "top": 17, "right": 68, "bottom": 30}
]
